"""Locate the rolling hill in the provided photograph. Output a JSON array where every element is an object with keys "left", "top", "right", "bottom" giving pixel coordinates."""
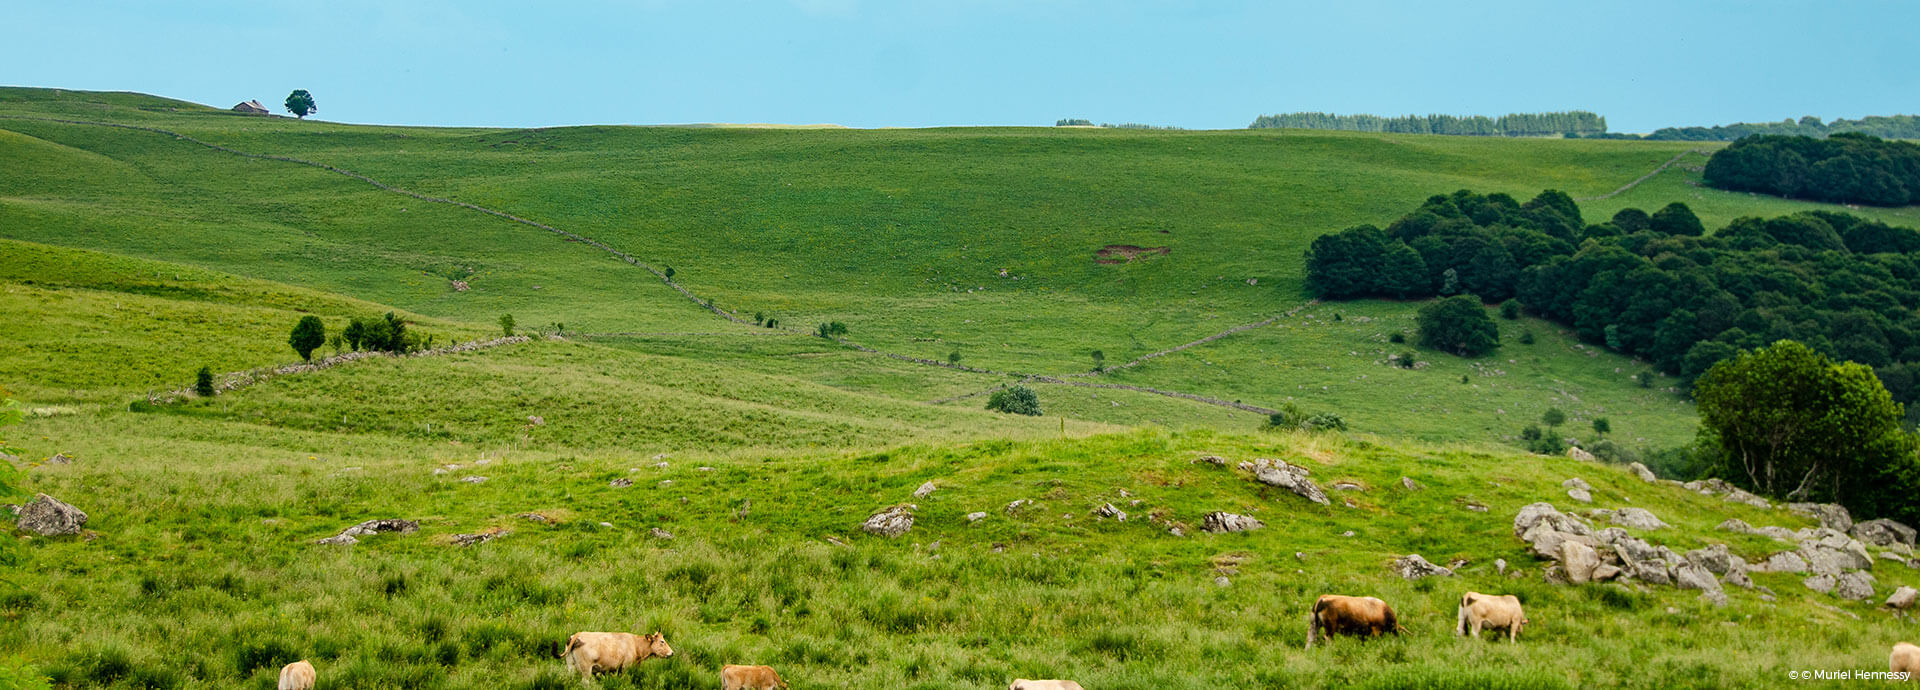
[{"left": 4, "top": 87, "right": 1920, "bottom": 688}]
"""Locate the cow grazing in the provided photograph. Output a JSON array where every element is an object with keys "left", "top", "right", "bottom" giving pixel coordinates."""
[
  {"left": 722, "top": 664, "right": 789, "bottom": 690},
  {"left": 1893, "top": 642, "right": 1920, "bottom": 677},
  {"left": 1306, "top": 594, "right": 1401, "bottom": 649},
  {"left": 1009, "top": 681, "right": 1086, "bottom": 690},
  {"left": 277, "top": 660, "right": 316, "bottom": 690},
  {"left": 1456, "top": 591, "right": 1529, "bottom": 642},
  {"left": 564, "top": 631, "right": 674, "bottom": 682}
]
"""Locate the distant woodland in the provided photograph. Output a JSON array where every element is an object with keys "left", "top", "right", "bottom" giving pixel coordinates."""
[
  {"left": 1248, "top": 111, "right": 1606, "bottom": 137},
  {"left": 1578, "top": 115, "right": 1920, "bottom": 141},
  {"left": 1703, "top": 133, "right": 1920, "bottom": 207},
  {"left": 1306, "top": 190, "right": 1920, "bottom": 406}
]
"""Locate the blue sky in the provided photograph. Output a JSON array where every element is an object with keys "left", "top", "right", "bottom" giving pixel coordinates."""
[{"left": 7, "top": 0, "right": 1915, "bottom": 131}]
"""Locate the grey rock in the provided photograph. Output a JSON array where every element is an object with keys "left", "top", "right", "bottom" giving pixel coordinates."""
[
  {"left": 1611, "top": 508, "right": 1669, "bottom": 530},
  {"left": 1788, "top": 503, "right": 1853, "bottom": 533},
  {"left": 1798, "top": 533, "right": 1874, "bottom": 575},
  {"left": 1567, "top": 488, "right": 1593, "bottom": 503},
  {"left": 1568, "top": 447, "right": 1597, "bottom": 462},
  {"left": 965, "top": 512, "right": 987, "bottom": 523},
  {"left": 315, "top": 534, "right": 358, "bottom": 546},
  {"left": 1592, "top": 564, "right": 1622, "bottom": 581},
  {"left": 609, "top": 478, "right": 632, "bottom": 488},
  {"left": 1341, "top": 530, "right": 1356, "bottom": 537},
  {"left": 1195, "top": 455, "right": 1227, "bottom": 466},
  {"left": 1400, "top": 477, "right": 1421, "bottom": 491},
  {"left": 1724, "top": 568, "right": 1754, "bottom": 589},
  {"left": 1684, "top": 478, "right": 1736, "bottom": 495},
  {"left": 913, "top": 481, "right": 938, "bottom": 499},
  {"left": 1332, "top": 482, "right": 1363, "bottom": 491},
  {"left": 1673, "top": 562, "right": 1722, "bottom": 593},
  {"left": 317, "top": 518, "right": 417, "bottom": 545},
  {"left": 1495, "top": 558, "right": 1508, "bottom": 575},
  {"left": 1684, "top": 544, "right": 1735, "bottom": 576},
  {"left": 1561, "top": 541, "right": 1601, "bottom": 584},
  {"left": 516, "top": 513, "right": 551, "bottom": 524},
  {"left": 1247, "top": 458, "right": 1330, "bottom": 505},
  {"left": 47, "top": 453, "right": 71, "bottom": 465},
  {"left": 1852, "top": 519, "right": 1917, "bottom": 549},
  {"left": 1700, "top": 590, "right": 1729, "bottom": 608},
  {"left": 1094, "top": 503, "right": 1127, "bottom": 521},
  {"left": 1562, "top": 478, "right": 1593, "bottom": 492},
  {"left": 862, "top": 505, "right": 916, "bottom": 537},
  {"left": 1886, "top": 586, "right": 1919, "bottom": 610},
  {"left": 1214, "top": 576, "right": 1231, "bottom": 587},
  {"left": 1835, "top": 571, "right": 1876, "bottom": 600},
  {"left": 1757, "top": 525, "right": 1799, "bottom": 541},
  {"left": 460, "top": 476, "right": 488, "bottom": 484},
  {"left": 1513, "top": 502, "right": 1594, "bottom": 538},
  {"left": 1627, "top": 462, "right": 1658, "bottom": 483},
  {"left": 1168, "top": 527, "right": 1185, "bottom": 537},
  {"left": 1803, "top": 573, "right": 1837, "bottom": 594},
  {"left": 649, "top": 527, "right": 674, "bottom": 540},
  {"left": 1200, "top": 512, "right": 1265, "bottom": 533},
  {"left": 1759, "top": 551, "right": 1809, "bottom": 574},
  {"left": 1630, "top": 558, "right": 1674, "bottom": 585},
  {"left": 1723, "top": 488, "right": 1771, "bottom": 509},
  {"left": 1005, "top": 499, "right": 1030, "bottom": 513},
  {"left": 1522, "top": 523, "right": 1597, "bottom": 560},
  {"left": 1466, "top": 503, "right": 1488, "bottom": 512},
  {"left": 1393, "top": 554, "right": 1455, "bottom": 580},
  {"left": 1715, "top": 518, "right": 1753, "bottom": 534},
  {"left": 450, "top": 529, "right": 508, "bottom": 547}
]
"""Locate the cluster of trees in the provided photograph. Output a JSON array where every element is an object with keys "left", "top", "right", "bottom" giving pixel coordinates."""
[
  {"left": 1696, "top": 341, "right": 1919, "bottom": 525},
  {"left": 1702, "top": 133, "right": 1920, "bottom": 207},
  {"left": 1572, "top": 114, "right": 1920, "bottom": 142},
  {"left": 1416, "top": 296, "right": 1500, "bottom": 356},
  {"left": 1249, "top": 111, "right": 1606, "bottom": 137},
  {"left": 286, "top": 313, "right": 435, "bottom": 362},
  {"left": 1264, "top": 402, "right": 1347, "bottom": 432},
  {"left": 1307, "top": 189, "right": 1920, "bottom": 407}
]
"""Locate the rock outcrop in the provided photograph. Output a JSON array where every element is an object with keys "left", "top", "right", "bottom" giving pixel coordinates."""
[
  {"left": 316, "top": 518, "right": 418, "bottom": 546},
  {"left": 1788, "top": 503, "right": 1853, "bottom": 533},
  {"left": 1244, "top": 458, "right": 1329, "bottom": 505},
  {"left": 1568, "top": 447, "right": 1596, "bottom": 462},
  {"left": 1886, "top": 586, "right": 1918, "bottom": 610},
  {"left": 1093, "top": 503, "right": 1127, "bottom": 521},
  {"left": 1627, "top": 462, "right": 1658, "bottom": 483},
  {"left": 913, "top": 481, "right": 938, "bottom": 498},
  {"left": 1393, "top": 554, "right": 1454, "bottom": 580},
  {"left": 862, "top": 505, "right": 916, "bottom": 537},
  {"left": 1608, "top": 508, "right": 1669, "bottom": 530},
  {"left": 1853, "top": 519, "right": 1917, "bottom": 550},
  {"left": 1201, "top": 512, "right": 1265, "bottom": 533},
  {"left": 16, "top": 494, "right": 87, "bottom": 536}
]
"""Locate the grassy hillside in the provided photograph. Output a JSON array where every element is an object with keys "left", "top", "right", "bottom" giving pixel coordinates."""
[
  {"left": 5, "top": 87, "right": 1920, "bottom": 687},
  {"left": 8, "top": 417, "right": 1918, "bottom": 688}
]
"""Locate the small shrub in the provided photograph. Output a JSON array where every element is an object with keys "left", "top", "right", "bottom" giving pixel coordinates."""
[
  {"left": 664, "top": 267, "right": 676, "bottom": 280},
  {"left": 947, "top": 351, "right": 961, "bottom": 365},
  {"left": 1520, "top": 425, "right": 1543, "bottom": 441},
  {"left": 1388, "top": 332, "right": 1406, "bottom": 344},
  {"left": 1592, "top": 417, "right": 1611, "bottom": 435},
  {"left": 815, "top": 322, "right": 848, "bottom": 338},
  {"left": 1461, "top": 374, "right": 1470, "bottom": 384},
  {"left": 1091, "top": 350, "right": 1105, "bottom": 371},
  {"left": 1396, "top": 351, "right": 1417, "bottom": 368},
  {"left": 1542, "top": 408, "right": 1566, "bottom": 427},
  {"left": 1518, "top": 330, "right": 1536, "bottom": 345},
  {"left": 1499, "top": 299, "right": 1522, "bottom": 319},
  {"left": 499, "top": 314, "right": 516, "bottom": 337},
  {"left": 1302, "top": 413, "right": 1348, "bottom": 432},
  {"left": 985, "top": 385, "right": 1041, "bottom": 416},
  {"left": 194, "top": 367, "right": 215, "bottom": 397},
  {"left": 1636, "top": 370, "right": 1654, "bottom": 388}
]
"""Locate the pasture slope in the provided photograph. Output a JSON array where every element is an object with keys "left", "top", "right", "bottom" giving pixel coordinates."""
[{"left": 1, "top": 87, "right": 1918, "bottom": 688}]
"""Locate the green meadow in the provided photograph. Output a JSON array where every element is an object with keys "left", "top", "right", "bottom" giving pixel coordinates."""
[{"left": 3, "top": 87, "right": 1919, "bottom": 688}]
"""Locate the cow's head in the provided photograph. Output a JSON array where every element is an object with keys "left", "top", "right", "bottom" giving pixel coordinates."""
[{"left": 646, "top": 632, "right": 675, "bottom": 658}]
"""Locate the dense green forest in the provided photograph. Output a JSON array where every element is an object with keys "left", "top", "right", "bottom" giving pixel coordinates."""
[
  {"left": 1702, "top": 133, "right": 1920, "bottom": 207},
  {"left": 1248, "top": 111, "right": 1605, "bottom": 136},
  {"left": 1575, "top": 114, "right": 1920, "bottom": 141},
  {"left": 1305, "top": 190, "right": 1920, "bottom": 407}
]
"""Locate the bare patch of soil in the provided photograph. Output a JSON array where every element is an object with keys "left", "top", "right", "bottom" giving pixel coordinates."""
[{"left": 1095, "top": 244, "right": 1170, "bottom": 264}]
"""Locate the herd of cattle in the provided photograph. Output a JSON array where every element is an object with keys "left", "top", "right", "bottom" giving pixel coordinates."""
[{"left": 266, "top": 592, "right": 1917, "bottom": 687}]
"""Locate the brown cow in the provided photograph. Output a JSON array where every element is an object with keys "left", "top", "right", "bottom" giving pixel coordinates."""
[
  {"left": 1009, "top": 681, "right": 1086, "bottom": 690},
  {"left": 277, "top": 660, "right": 315, "bottom": 690},
  {"left": 1305, "top": 594, "right": 1401, "bottom": 649},
  {"left": 722, "top": 664, "right": 789, "bottom": 690},
  {"left": 1456, "top": 591, "right": 1528, "bottom": 642},
  {"left": 1893, "top": 642, "right": 1920, "bottom": 678},
  {"left": 563, "top": 631, "right": 674, "bottom": 682}
]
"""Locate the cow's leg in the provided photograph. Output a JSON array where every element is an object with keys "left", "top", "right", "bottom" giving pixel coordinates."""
[
  {"left": 1508, "top": 625, "right": 1518, "bottom": 643},
  {"left": 1471, "top": 621, "right": 1482, "bottom": 639},
  {"left": 1305, "top": 613, "right": 1317, "bottom": 650}
]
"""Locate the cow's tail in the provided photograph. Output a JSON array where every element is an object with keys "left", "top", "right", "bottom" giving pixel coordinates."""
[
  {"left": 1457, "top": 593, "right": 1474, "bottom": 636},
  {"left": 562, "top": 633, "right": 582, "bottom": 673}
]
